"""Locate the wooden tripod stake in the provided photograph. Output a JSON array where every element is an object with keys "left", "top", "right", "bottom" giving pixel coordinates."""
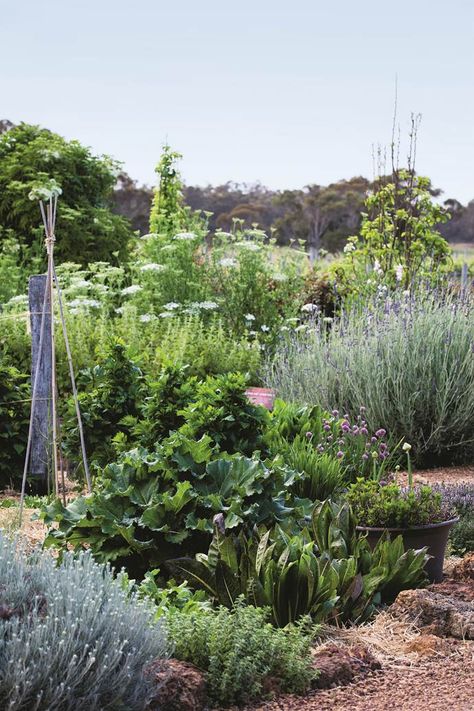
[{"left": 19, "top": 195, "right": 92, "bottom": 524}]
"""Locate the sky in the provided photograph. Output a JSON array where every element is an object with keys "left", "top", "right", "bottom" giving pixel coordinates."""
[{"left": 1, "top": 0, "right": 473, "bottom": 202}]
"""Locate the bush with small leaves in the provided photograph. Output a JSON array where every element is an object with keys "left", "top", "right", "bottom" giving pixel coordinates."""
[
  {"left": 0, "top": 534, "right": 168, "bottom": 711},
  {"left": 167, "top": 601, "right": 317, "bottom": 706}
]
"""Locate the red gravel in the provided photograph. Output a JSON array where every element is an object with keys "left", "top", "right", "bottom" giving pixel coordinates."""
[{"left": 243, "top": 641, "right": 474, "bottom": 711}]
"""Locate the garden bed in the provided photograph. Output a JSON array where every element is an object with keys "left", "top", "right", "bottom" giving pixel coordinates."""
[{"left": 242, "top": 557, "right": 474, "bottom": 711}]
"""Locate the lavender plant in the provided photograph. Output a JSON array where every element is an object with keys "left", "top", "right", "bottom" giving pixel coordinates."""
[
  {"left": 432, "top": 482, "right": 474, "bottom": 553},
  {"left": 0, "top": 534, "right": 167, "bottom": 711},
  {"left": 265, "top": 289, "right": 474, "bottom": 466}
]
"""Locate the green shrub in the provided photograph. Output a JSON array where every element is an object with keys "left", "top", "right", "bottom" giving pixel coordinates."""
[
  {"left": 153, "top": 315, "right": 262, "bottom": 380},
  {"left": 177, "top": 371, "right": 269, "bottom": 456},
  {"left": 266, "top": 290, "right": 474, "bottom": 466},
  {"left": 449, "top": 513, "right": 474, "bottom": 554},
  {"left": 61, "top": 342, "right": 143, "bottom": 470},
  {"left": 346, "top": 479, "right": 452, "bottom": 528},
  {"left": 0, "top": 364, "right": 30, "bottom": 487},
  {"left": 0, "top": 123, "right": 132, "bottom": 269},
  {"left": 167, "top": 602, "right": 317, "bottom": 706},
  {"left": 0, "top": 534, "right": 167, "bottom": 711}
]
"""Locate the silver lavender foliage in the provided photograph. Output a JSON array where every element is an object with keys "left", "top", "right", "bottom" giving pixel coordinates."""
[{"left": 0, "top": 534, "right": 168, "bottom": 711}]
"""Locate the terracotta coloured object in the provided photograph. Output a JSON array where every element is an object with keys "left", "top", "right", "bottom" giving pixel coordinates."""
[{"left": 245, "top": 387, "right": 275, "bottom": 410}]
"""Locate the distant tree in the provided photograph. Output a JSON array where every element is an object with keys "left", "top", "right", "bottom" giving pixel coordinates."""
[
  {"left": 274, "top": 178, "right": 369, "bottom": 258},
  {"left": 0, "top": 123, "right": 132, "bottom": 267}
]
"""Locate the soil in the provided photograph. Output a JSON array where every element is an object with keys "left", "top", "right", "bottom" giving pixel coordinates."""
[
  {"left": 397, "top": 464, "right": 474, "bottom": 486},
  {"left": 242, "top": 558, "right": 474, "bottom": 711},
  {"left": 0, "top": 506, "right": 47, "bottom": 549}
]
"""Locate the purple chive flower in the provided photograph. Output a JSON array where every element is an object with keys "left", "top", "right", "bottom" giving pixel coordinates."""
[
  {"left": 306, "top": 431, "right": 313, "bottom": 439},
  {"left": 360, "top": 427, "right": 368, "bottom": 435},
  {"left": 362, "top": 453, "right": 369, "bottom": 460},
  {"left": 323, "top": 424, "right": 331, "bottom": 432},
  {"left": 379, "top": 479, "right": 388, "bottom": 487},
  {"left": 336, "top": 450, "right": 344, "bottom": 459},
  {"left": 371, "top": 436, "right": 377, "bottom": 444},
  {"left": 317, "top": 444, "right": 324, "bottom": 453},
  {"left": 379, "top": 442, "right": 387, "bottom": 452},
  {"left": 341, "top": 424, "right": 350, "bottom": 433},
  {"left": 360, "top": 406, "right": 366, "bottom": 413},
  {"left": 344, "top": 414, "right": 349, "bottom": 420},
  {"left": 375, "top": 428, "right": 386, "bottom": 438},
  {"left": 327, "top": 435, "right": 334, "bottom": 442},
  {"left": 332, "top": 409, "right": 339, "bottom": 417}
]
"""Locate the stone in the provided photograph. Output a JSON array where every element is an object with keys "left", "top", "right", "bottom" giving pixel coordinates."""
[
  {"left": 145, "top": 658, "right": 207, "bottom": 711},
  {"left": 391, "top": 588, "right": 474, "bottom": 639}
]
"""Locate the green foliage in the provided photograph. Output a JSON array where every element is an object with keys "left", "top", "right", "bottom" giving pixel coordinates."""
[
  {"left": 152, "top": 315, "right": 262, "bottom": 379},
  {"left": 340, "top": 170, "right": 452, "bottom": 293},
  {"left": 0, "top": 363, "right": 30, "bottom": 487},
  {"left": 265, "top": 399, "right": 397, "bottom": 482},
  {"left": 0, "top": 534, "right": 167, "bottom": 711},
  {"left": 266, "top": 289, "right": 474, "bottom": 466},
  {"left": 61, "top": 342, "right": 143, "bottom": 471},
  {"left": 40, "top": 442, "right": 298, "bottom": 577},
  {"left": 178, "top": 371, "right": 269, "bottom": 456},
  {"left": 149, "top": 144, "right": 202, "bottom": 236},
  {"left": 137, "top": 569, "right": 212, "bottom": 618},
  {"left": 167, "top": 602, "right": 317, "bottom": 706},
  {"left": 449, "top": 513, "right": 474, "bottom": 555},
  {"left": 168, "top": 499, "right": 428, "bottom": 627},
  {"left": 346, "top": 479, "right": 450, "bottom": 528},
  {"left": 0, "top": 123, "right": 132, "bottom": 268}
]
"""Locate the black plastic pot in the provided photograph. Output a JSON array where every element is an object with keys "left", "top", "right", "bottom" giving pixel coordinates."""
[{"left": 356, "top": 518, "right": 459, "bottom": 583}]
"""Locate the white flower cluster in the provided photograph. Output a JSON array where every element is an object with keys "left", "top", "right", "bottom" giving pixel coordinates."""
[
  {"left": 140, "top": 263, "right": 166, "bottom": 272},
  {"left": 68, "top": 298, "right": 101, "bottom": 309},
  {"left": 121, "top": 284, "right": 142, "bottom": 296},
  {"left": 173, "top": 232, "right": 196, "bottom": 241},
  {"left": 373, "top": 259, "right": 383, "bottom": 276},
  {"left": 301, "top": 303, "right": 318, "bottom": 313},
  {"left": 219, "top": 257, "right": 238, "bottom": 268}
]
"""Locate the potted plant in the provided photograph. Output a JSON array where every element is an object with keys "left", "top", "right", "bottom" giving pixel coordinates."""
[{"left": 346, "top": 444, "right": 458, "bottom": 582}]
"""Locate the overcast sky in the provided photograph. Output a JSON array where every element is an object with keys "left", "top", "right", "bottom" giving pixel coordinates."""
[{"left": 1, "top": 0, "right": 473, "bottom": 202}]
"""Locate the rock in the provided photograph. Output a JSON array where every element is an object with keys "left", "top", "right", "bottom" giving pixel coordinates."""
[
  {"left": 451, "top": 553, "right": 474, "bottom": 581},
  {"left": 145, "top": 658, "right": 207, "bottom": 711},
  {"left": 391, "top": 588, "right": 474, "bottom": 639},
  {"left": 311, "top": 643, "right": 381, "bottom": 689}
]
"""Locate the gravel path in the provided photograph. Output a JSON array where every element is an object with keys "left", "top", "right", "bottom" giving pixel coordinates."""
[{"left": 245, "top": 641, "right": 474, "bottom": 711}]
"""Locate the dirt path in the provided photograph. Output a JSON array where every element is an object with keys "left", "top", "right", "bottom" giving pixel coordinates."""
[
  {"left": 246, "top": 641, "right": 474, "bottom": 711},
  {"left": 397, "top": 465, "right": 474, "bottom": 486}
]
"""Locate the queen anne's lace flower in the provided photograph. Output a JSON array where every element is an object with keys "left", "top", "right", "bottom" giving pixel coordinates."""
[
  {"left": 140, "top": 263, "right": 165, "bottom": 272},
  {"left": 121, "top": 284, "right": 142, "bottom": 296}
]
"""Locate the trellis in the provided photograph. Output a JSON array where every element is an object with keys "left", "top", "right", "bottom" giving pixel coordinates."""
[{"left": 19, "top": 192, "right": 91, "bottom": 523}]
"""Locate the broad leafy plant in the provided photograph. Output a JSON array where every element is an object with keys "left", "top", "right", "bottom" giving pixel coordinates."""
[
  {"left": 41, "top": 441, "right": 300, "bottom": 578},
  {"left": 168, "top": 499, "right": 428, "bottom": 626}
]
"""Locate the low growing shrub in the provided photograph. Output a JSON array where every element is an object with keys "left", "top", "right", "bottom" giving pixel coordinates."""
[
  {"left": 167, "top": 602, "right": 317, "bottom": 706},
  {"left": 0, "top": 534, "right": 167, "bottom": 711},
  {"left": 432, "top": 482, "right": 474, "bottom": 554},
  {"left": 346, "top": 479, "right": 453, "bottom": 528}
]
